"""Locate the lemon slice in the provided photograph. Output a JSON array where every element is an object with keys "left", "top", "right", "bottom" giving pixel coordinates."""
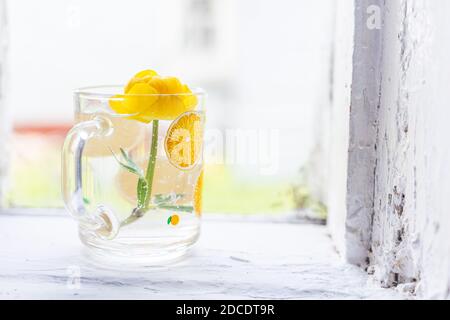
[
  {"left": 164, "top": 111, "right": 204, "bottom": 170},
  {"left": 193, "top": 169, "right": 204, "bottom": 216},
  {"left": 75, "top": 113, "right": 145, "bottom": 157}
]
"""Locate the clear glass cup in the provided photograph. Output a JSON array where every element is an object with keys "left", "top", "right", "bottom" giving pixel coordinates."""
[{"left": 62, "top": 86, "right": 206, "bottom": 264}]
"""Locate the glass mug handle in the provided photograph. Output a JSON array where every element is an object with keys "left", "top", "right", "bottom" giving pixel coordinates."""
[{"left": 61, "top": 116, "right": 120, "bottom": 240}]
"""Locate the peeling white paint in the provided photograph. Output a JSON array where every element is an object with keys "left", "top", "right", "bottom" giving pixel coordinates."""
[
  {"left": 371, "top": 0, "right": 450, "bottom": 298},
  {"left": 329, "top": 0, "right": 450, "bottom": 299}
]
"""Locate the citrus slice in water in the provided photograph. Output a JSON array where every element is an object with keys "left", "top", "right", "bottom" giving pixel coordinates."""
[
  {"left": 193, "top": 170, "right": 204, "bottom": 216},
  {"left": 164, "top": 111, "right": 204, "bottom": 170}
]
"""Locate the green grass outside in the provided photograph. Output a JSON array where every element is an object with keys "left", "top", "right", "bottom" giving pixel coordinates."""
[{"left": 203, "top": 165, "right": 296, "bottom": 214}]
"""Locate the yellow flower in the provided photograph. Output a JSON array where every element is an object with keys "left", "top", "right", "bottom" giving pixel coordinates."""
[
  {"left": 109, "top": 70, "right": 198, "bottom": 123},
  {"left": 124, "top": 69, "right": 158, "bottom": 93}
]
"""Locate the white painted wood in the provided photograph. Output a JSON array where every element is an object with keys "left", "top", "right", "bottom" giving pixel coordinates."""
[
  {"left": 370, "top": 0, "right": 450, "bottom": 298},
  {"left": 329, "top": 0, "right": 450, "bottom": 298},
  {"left": 344, "top": 0, "right": 384, "bottom": 267},
  {"left": 327, "top": 0, "right": 381, "bottom": 267},
  {"left": 0, "top": 212, "right": 404, "bottom": 299}
]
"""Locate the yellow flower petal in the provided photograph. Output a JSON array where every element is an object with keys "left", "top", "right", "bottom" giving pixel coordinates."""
[
  {"left": 109, "top": 94, "right": 130, "bottom": 114},
  {"left": 182, "top": 85, "right": 198, "bottom": 110},
  {"left": 123, "top": 82, "right": 159, "bottom": 123},
  {"left": 128, "top": 81, "right": 158, "bottom": 96},
  {"left": 146, "top": 76, "right": 171, "bottom": 93},
  {"left": 125, "top": 69, "right": 158, "bottom": 93},
  {"left": 142, "top": 76, "right": 198, "bottom": 120},
  {"left": 134, "top": 69, "right": 158, "bottom": 78}
]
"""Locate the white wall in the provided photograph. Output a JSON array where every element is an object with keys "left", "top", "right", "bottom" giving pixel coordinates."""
[{"left": 327, "top": 0, "right": 354, "bottom": 261}]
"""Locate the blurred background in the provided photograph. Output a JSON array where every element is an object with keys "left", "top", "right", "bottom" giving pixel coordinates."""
[{"left": 3, "top": 0, "right": 334, "bottom": 217}]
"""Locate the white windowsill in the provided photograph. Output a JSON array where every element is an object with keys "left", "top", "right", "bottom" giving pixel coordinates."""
[{"left": 0, "top": 210, "right": 404, "bottom": 299}]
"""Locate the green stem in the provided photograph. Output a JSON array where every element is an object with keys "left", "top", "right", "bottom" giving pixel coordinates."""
[
  {"left": 119, "top": 119, "right": 160, "bottom": 228},
  {"left": 143, "top": 119, "right": 159, "bottom": 210}
]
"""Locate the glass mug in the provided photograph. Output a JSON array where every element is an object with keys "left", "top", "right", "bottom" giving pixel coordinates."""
[{"left": 62, "top": 86, "right": 205, "bottom": 263}]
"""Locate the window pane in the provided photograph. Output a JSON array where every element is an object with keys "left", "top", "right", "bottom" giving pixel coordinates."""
[{"left": 5, "top": 0, "right": 333, "bottom": 217}]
